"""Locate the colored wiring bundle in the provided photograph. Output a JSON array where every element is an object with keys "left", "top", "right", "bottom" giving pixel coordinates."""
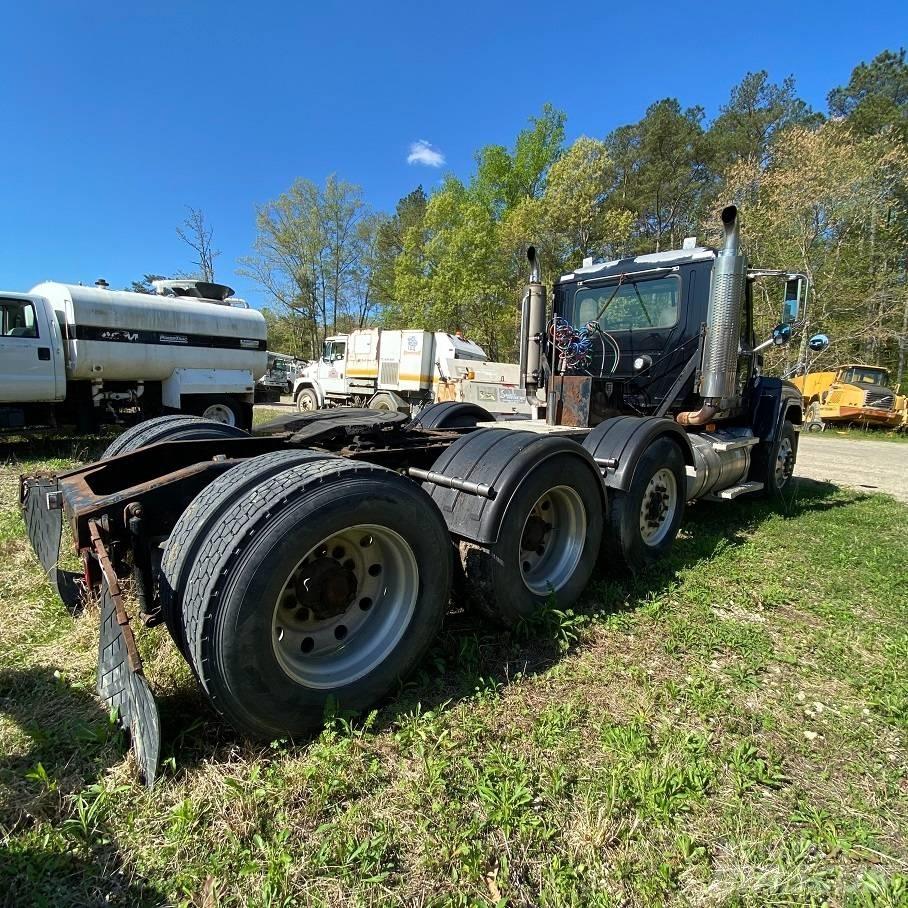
[{"left": 548, "top": 316, "right": 620, "bottom": 375}]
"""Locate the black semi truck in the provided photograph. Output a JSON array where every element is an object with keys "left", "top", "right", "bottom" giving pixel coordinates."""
[{"left": 22, "top": 205, "right": 828, "bottom": 783}]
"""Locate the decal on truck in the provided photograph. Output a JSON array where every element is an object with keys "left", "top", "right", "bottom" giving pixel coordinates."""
[{"left": 73, "top": 324, "right": 267, "bottom": 351}]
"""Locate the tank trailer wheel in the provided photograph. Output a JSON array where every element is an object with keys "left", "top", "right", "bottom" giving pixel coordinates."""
[
  {"left": 177, "top": 458, "right": 452, "bottom": 739},
  {"left": 295, "top": 388, "right": 319, "bottom": 413},
  {"left": 603, "top": 437, "right": 686, "bottom": 574},
  {"left": 101, "top": 414, "right": 248, "bottom": 459},
  {"left": 201, "top": 400, "right": 241, "bottom": 427},
  {"left": 460, "top": 453, "right": 603, "bottom": 626}
]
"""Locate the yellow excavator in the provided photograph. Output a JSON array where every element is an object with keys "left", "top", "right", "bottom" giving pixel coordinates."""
[{"left": 792, "top": 363, "right": 908, "bottom": 431}]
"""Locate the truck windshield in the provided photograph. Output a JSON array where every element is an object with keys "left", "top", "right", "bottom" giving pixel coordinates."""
[
  {"left": 840, "top": 367, "right": 888, "bottom": 385},
  {"left": 567, "top": 276, "right": 680, "bottom": 332}
]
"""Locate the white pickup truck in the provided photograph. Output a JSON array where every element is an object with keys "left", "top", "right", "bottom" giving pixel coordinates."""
[{"left": 0, "top": 279, "right": 267, "bottom": 431}]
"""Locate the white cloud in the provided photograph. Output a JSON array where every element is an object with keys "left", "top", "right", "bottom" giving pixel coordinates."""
[{"left": 407, "top": 139, "right": 445, "bottom": 167}]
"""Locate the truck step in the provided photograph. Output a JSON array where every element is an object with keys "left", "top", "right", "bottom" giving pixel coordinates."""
[
  {"left": 705, "top": 481, "right": 764, "bottom": 500},
  {"left": 710, "top": 436, "right": 759, "bottom": 452}
]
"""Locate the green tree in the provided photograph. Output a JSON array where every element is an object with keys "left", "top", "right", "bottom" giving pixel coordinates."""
[
  {"left": 828, "top": 49, "right": 908, "bottom": 141},
  {"left": 724, "top": 122, "right": 908, "bottom": 375},
  {"left": 708, "top": 71, "right": 819, "bottom": 168},
  {"left": 371, "top": 187, "right": 427, "bottom": 313},
  {"left": 240, "top": 176, "right": 372, "bottom": 356},
  {"left": 606, "top": 99, "right": 712, "bottom": 252}
]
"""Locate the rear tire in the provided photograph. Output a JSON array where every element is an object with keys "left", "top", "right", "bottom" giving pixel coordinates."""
[
  {"left": 159, "top": 450, "right": 330, "bottom": 653},
  {"left": 602, "top": 437, "right": 686, "bottom": 574},
  {"left": 179, "top": 460, "right": 452, "bottom": 739},
  {"left": 459, "top": 453, "right": 603, "bottom": 626},
  {"left": 101, "top": 414, "right": 247, "bottom": 459}
]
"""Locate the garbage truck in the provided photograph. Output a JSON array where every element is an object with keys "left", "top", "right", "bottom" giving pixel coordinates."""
[
  {"left": 1, "top": 279, "right": 267, "bottom": 431},
  {"left": 21, "top": 206, "right": 829, "bottom": 784},
  {"left": 292, "top": 328, "right": 536, "bottom": 418}
]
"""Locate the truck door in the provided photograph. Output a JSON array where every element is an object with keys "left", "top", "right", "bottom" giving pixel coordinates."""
[
  {"left": 319, "top": 338, "right": 347, "bottom": 396},
  {"left": 0, "top": 295, "right": 57, "bottom": 402}
]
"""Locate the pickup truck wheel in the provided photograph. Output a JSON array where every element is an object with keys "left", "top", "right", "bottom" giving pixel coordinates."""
[
  {"left": 102, "top": 414, "right": 247, "bottom": 459},
  {"left": 295, "top": 388, "right": 319, "bottom": 412},
  {"left": 460, "top": 453, "right": 603, "bottom": 626},
  {"left": 160, "top": 450, "right": 329, "bottom": 654},
  {"left": 603, "top": 437, "right": 686, "bottom": 574},
  {"left": 179, "top": 460, "right": 452, "bottom": 739},
  {"left": 761, "top": 420, "right": 797, "bottom": 498}
]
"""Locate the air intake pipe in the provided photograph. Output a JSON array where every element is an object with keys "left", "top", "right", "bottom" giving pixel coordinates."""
[
  {"left": 519, "top": 246, "right": 546, "bottom": 392},
  {"left": 678, "top": 205, "right": 746, "bottom": 425}
]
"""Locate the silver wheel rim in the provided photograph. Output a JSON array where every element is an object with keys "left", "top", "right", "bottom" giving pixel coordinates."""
[
  {"left": 519, "top": 486, "right": 587, "bottom": 596},
  {"left": 297, "top": 392, "right": 316, "bottom": 412},
  {"left": 775, "top": 437, "right": 794, "bottom": 487},
  {"left": 271, "top": 524, "right": 418, "bottom": 689},
  {"left": 202, "top": 403, "right": 235, "bottom": 426},
  {"left": 639, "top": 468, "right": 678, "bottom": 546}
]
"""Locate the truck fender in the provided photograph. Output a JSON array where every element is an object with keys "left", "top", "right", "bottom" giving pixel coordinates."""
[
  {"left": 749, "top": 377, "right": 803, "bottom": 445},
  {"left": 422, "top": 428, "right": 605, "bottom": 545},
  {"left": 162, "top": 368, "right": 256, "bottom": 409},
  {"left": 293, "top": 378, "right": 324, "bottom": 408},
  {"left": 582, "top": 416, "right": 694, "bottom": 492}
]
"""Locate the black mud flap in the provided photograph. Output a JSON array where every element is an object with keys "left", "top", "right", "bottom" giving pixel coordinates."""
[
  {"left": 21, "top": 475, "right": 84, "bottom": 613},
  {"left": 20, "top": 476, "right": 63, "bottom": 584},
  {"left": 90, "top": 521, "right": 162, "bottom": 787}
]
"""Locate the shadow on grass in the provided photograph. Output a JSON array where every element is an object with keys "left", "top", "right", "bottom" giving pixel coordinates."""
[
  {"left": 0, "top": 666, "right": 165, "bottom": 907},
  {"left": 143, "top": 475, "right": 863, "bottom": 771}
]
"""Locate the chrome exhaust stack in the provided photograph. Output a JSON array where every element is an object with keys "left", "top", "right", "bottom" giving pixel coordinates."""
[
  {"left": 679, "top": 206, "right": 746, "bottom": 425},
  {"left": 700, "top": 205, "right": 746, "bottom": 405},
  {"left": 520, "top": 246, "right": 546, "bottom": 393}
]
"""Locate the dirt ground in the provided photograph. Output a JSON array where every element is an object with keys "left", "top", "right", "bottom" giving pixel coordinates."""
[{"left": 796, "top": 434, "right": 908, "bottom": 502}]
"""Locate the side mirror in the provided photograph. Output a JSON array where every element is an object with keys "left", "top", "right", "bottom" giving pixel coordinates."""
[
  {"left": 782, "top": 276, "right": 804, "bottom": 325},
  {"left": 807, "top": 333, "right": 829, "bottom": 352},
  {"left": 770, "top": 324, "right": 793, "bottom": 346}
]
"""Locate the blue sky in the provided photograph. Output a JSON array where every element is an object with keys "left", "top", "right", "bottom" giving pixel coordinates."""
[{"left": 2, "top": 1, "right": 906, "bottom": 307}]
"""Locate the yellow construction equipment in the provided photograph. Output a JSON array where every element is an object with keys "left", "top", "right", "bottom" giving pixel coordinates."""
[{"left": 792, "top": 363, "right": 908, "bottom": 431}]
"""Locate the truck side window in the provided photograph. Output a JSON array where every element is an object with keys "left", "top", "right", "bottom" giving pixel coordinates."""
[
  {"left": 333, "top": 341, "right": 346, "bottom": 361},
  {"left": 0, "top": 299, "right": 39, "bottom": 338}
]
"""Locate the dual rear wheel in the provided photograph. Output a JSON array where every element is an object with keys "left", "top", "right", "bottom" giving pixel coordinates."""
[{"left": 161, "top": 453, "right": 452, "bottom": 739}]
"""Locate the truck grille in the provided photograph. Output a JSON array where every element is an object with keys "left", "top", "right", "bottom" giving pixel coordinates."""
[
  {"left": 380, "top": 361, "right": 399, "bottom": 386},
  {"left": 864, "top": 390, "right": 894, "bottom": 410}
]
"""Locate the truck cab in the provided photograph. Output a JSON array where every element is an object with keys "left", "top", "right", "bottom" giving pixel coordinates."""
[{"left": 0, "top": 293, "right": 65, "bottom": 424}]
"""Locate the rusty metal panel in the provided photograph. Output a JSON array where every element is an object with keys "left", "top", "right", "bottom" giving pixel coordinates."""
[{"left": 553, "top": 375, "right": 592, "bottom": 427}]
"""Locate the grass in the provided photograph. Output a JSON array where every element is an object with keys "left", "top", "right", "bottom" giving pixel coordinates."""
[
  {"left": 1, "top": 433, "right": 907, "bottom": 907},
  {"left": 808, "top": 426, "right": 908, "bottom": 443}
]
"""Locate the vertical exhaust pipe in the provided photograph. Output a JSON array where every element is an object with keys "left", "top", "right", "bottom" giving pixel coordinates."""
[
  {"left": 520, "top": 246, "right": 545, "bottom": 392},
  {"left": 678, "top": 205, "right": 746, "bottom": 425}
]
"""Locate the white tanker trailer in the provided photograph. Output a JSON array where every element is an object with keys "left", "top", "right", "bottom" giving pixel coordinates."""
[{"left": 0, "top": 278, "right": 267, "bottom": 431}]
